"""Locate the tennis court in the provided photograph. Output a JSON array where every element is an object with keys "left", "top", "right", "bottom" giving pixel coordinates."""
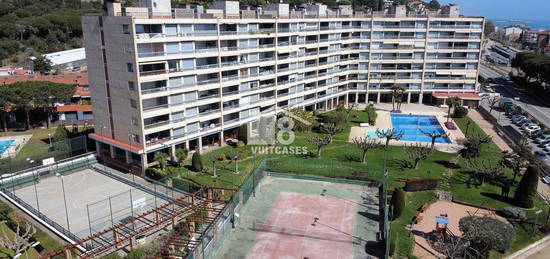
[
  {"left": 10, "top": 166, "right": 175, "bottom": 239},
  {"left": 215, "top": 175, "right": 381, "bottom": 259}
]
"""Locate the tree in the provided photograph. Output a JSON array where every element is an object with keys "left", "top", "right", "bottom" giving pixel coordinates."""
[
  {"left": 460, "top": 133, "right": 492, "bottom": 159},
  {"left": 390, "top": 85, "right": 405, "bottom": 111},
  {"left": 404, "top": 143, "right": 433, "bottom": 169},
  {"left": 352, "top": 137, "right": 381, "bottom": 164},
  {"left": 453, "top": 106, "right": 468, "bottom": 118},
  {"left": 484, "top": 21, "right": 495, "bottom": 36},
  {"left": 175, "top": 148, "right": 188, "bottom": 167},
  {"left": 191, "top": 151, "right": 204, "bottom": 172},
  {"left": 0, "top": 87, "right": 12, "bottom": 132},
  {"left": 499, "top": 150, "right": 529, "bottom": 185},
  {"left": 376, "top": 128, "right": 404, "bottom": 150},
  {"left": 465, "top": 158, "right": 504, "bottom": 185},
  {"left": 307, "top": 135, "right": 332, "bottom": 157},
  {"left": 420, "top": 129, "right": 449, "bottom": 150},
  {"left": 390, "top": 188, "right": 405, "bottom": 220},
  {"left": 154, "top": 152, "right": 169, "bottom": 171},
  {"left": 51, "top": 124, "right": 70, "bottom": 151},
  {"left": 426, "top": 0, "right": 441, "bottom": 11},
  {"left": 459, "top": 216, "right": 515, "bottom": 254},
  {"left": 320, "top": 123, "right": 342, "bottom": 136},
  {"left": 514, "top": 165, "right": 540, "bottom": 208},
  {"left": 32, "top": 55, "right": 52, "bottom": 74},
  {"left": 445, "top": 97, "right": 461, "bottom": 123},
  {"left": 34, "top": 81, "right": 75, "bottom": 128},
  {"left": 0, "top": 221, "right": 36, "bottom": 259}
]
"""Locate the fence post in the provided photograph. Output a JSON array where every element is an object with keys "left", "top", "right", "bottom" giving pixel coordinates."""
[
  {"left": 129, "top": 189, "right": 135, "bottom": 230},
  {"left": 87, "top": 204, "right": 93, "bottom": 236},
  {"left": 109, "top": 196, "right": 114, "bottom": 227},
  {"left": 32, "top": 170, "right": 40, "bottom": 212}
]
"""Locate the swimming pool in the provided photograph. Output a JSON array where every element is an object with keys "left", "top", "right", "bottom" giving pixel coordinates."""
[
  {"left": 391, "top": 114, "right": 451, "bottom": 143},
  {"left": 0, "top": 140, "right": 14, "bottom": 154}
]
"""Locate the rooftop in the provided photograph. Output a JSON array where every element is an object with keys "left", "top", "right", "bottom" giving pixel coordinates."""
[{"left": 1, "top": 72, "right": 88, "bottom": 86}]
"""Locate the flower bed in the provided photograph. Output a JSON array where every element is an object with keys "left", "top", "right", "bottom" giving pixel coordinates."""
[{"left": 445, "top": 121, "right": 457, "bottom": 130}]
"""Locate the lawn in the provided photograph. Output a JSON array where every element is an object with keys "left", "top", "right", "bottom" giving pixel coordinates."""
[{"left": 156, "top": 109, "right": 547, "bottom": 258}]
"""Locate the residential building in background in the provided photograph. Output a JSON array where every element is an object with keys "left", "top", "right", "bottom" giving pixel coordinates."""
[
  {"left": 1, "top": 72, "right": 92, "bottom": 122},
  {"left": 82, "top": 0, "right": 483, "bottom": 173}
]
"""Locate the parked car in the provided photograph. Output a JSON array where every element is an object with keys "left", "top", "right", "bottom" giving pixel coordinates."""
[
  {"left": 534, "top": 151, "right": 548, "bottom": 162},
  {"left": 518, "top": 120, "right": 533, "bottom": 127},
  {"left": 530, "top": 130, "right": 544, "bottom": 139},
  {"left": 526, "top": 127, "right": 542, "bottom": 137},
  {"left": 540, "top": 139, "right": 550, "bottom": 147},
  {"left": 512, "top": 116, "right": 527, "bottom": 124},
  {"left": 543, "top": 143, "right": 550, "bottom": 152},
  {"left": 534, "top": 134, "right": 550, "bottom": 144},
  {"left": 522, "top": 123, "right": 540, "bottom": 131}
]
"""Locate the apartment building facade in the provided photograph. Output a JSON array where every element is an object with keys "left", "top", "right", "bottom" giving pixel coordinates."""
[{"left": 83, "top": 1, "right": 483, "bottom": 173}]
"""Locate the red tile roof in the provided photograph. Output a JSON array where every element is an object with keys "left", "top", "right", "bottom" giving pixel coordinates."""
[
  {"left": 432, "top": 92, "right": 481, "bottom": 100},
  {"left": 56, "top": 105, "right": 92, "bottom": 112},
  {"left": 1, "top": 72, "right": 88, "bottom": 86},
  {"left": 89, "top": 133, "right": 143, "bottom": 152},
  {"left": 75, "top": 86, "right": 91, "bottom": 96}
]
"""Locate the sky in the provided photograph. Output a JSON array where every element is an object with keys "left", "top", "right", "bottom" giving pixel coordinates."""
[{"left": 439, "top": 0, "right": 550, "bottom": 21}]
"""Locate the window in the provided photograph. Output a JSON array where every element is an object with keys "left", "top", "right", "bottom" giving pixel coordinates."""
[
  {"left": 128, "top": 81, "right": 135, "bottom": 91},
  {"left": 122, "top": 24, "right": 131, "bottom": 34},
  {"left": 132, "top": 134, "right": 140, "bottom": 143},
  {"left": 130, "top": 99, "right": 137, "bottom": 109},
  {"left": 131, "top": 117, "right": 138, "bottom": 126},
  {"left": 127, "top": 63, "right": 134, "bottom": 72}
]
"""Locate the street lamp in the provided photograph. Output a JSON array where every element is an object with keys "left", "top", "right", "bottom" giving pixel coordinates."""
[
  {"left": 47, "top": 133, "right": 52, "bottom": 148},
  {"left": 127, "top": 133, "right": 136, "bottom": 183},
  {"left": 212, "top": 160, "right": 217, "bottom": 178},
  {"left": 56, "top": 173, "right": 71, "bottom": 233},
  {"left": 232, "top": 155, "right": 239, "bottom": 174},
  {"left": 100, "top": 125, "right": 107, "bottom": 172}
]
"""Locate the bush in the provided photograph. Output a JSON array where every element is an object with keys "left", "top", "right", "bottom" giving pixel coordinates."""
[
  {"left": 459, "top": 216, "right": 515, "bottom": 253},
  {"left": 540, "top": 223, "right": 550, "bottom": 234},
  {"left": 0, "top": 201, "right": 13, "bottom": 221},
  {"left": 126, "top": 248, "right": 147, "bottom": 259},
  {"left": 218, "top": 153, "right": 227, "bottom": 161},
  {"left": 318, "top": 112, "right": 348, "bottom": 126},
  {"left": 390, "top": 188, "right": 406, "bottom": 220},
  {"left": 500, "top": 206, "right": 527, "bottom": 220},
  {"left": 145, "top": 168, "right": 166, "bottom": 180},
  {"left": 191, "top": 152, "right": 203, "bottom": 172},
  {"left": 514, "top": 165, "right": 540, "bottom": 208},
  {"left": 404, "top": 178, "right": 439, "bottom": 192},
  {"left": 237, "top": 141, "right": 245, "bottom": 148},
  {"left": 365, "top": 104, "right": 377, "bottom": 125},
  {"left": 175, "top": 148, "right": 188, "bottom": 166},
  {"left": 453, "top": 106, "right": 468, "bottom": 118}
]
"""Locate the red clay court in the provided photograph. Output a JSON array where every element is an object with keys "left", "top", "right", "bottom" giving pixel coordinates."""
[{"left": 246, "top": 192, "right": 358, "bottom": 259}]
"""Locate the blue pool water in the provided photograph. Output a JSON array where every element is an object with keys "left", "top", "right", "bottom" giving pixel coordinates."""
[
  {"left": 0, "top": 140, "right": 14, "bottom": 154},
  {"left": 391, "top": 114, "right": 451, "bottom": 143}
]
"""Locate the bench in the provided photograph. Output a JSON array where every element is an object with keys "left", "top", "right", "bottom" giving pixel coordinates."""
[{"left": 359, "top": 123, "right": 369, "bottom": 127}]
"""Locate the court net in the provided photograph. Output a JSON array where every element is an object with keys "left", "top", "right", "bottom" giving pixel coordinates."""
[{"left": 250, "top": 222, "right": 363, "bottom": 245}]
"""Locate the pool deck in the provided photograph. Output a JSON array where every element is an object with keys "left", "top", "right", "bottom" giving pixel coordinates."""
[
  {"left": 349, "top": 105, "right": 465, "bottom": 153},
  {"left": 0, "top": 135, "right": 31, "bottom": 159}
]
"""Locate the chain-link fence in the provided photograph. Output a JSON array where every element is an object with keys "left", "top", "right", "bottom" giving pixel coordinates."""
[{"left": 0, "top": 135, "right": 91, "bottom": 174}]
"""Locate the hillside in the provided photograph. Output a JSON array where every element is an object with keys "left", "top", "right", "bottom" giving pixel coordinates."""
[{"left": 0, "top": 0, "right": 104, "bottom": 63}]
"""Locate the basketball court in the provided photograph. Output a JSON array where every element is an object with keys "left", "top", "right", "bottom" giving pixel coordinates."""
[
  {"left": 10, "top": 166, "right": 174, "bottom": 239},
  {"left": 215, "top": 175, "right": 381, "bottom": 258}
]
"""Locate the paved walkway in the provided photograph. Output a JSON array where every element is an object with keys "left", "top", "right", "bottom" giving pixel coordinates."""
[{"left": 467, "top": 109, "right": 512, "bottom": 152}]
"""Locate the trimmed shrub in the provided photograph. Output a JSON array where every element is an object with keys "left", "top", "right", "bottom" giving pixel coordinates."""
[
  {"left": 365, "top": 104, "right": 377, "bottom": 125},
  {"left": 500, "top": 206, "right": 526, "bottom": 220},
  {"left": 514, "top": 165, "right": 540, "bottom": 208},
  {"left": 191, "top": 152, "right": 204, "bottom": 172},
  {"left": 237, "top": 141, "right": 245, "bottom": 148},
  {"left": 145, "top": 168, "right": 166, "bottom": 180},
  {"left": 318, "top": 112, "right": 348, "bottom": 126},
  {"left": 238, "top": 123, "right": 248, "bottom": 144},
  {"left": 540, "top": 223, "right": 550, "bottom": 234},
  {"left": 453, "top": 106, "right": 468, "bottom": 118},
  {"left": 218, "top": 153, "right": 227, "bottom": 161},
  {"left": 0, "top": 201, "right": 13, "bottom": 221},
  {"left": 390, "top": 188, "right": 406, "bottom": 220},
  {"left": 404, "top": 178, "right": 439, "bottom": 192},
  {"left": 459, "top": 216, "right": 515, "bottom": 253}
]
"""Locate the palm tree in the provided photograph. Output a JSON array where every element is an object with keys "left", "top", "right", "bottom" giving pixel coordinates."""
[
  {"left": 390, "top": 85, "right": 406, "bottom": 111},
  {"left": 446, "top": 97, "right": 461, "bottom": 123}
]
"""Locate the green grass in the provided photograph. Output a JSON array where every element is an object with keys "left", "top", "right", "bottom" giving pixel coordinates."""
[{"left": 159, "top": 110, "right": 547, "bottom": 258}]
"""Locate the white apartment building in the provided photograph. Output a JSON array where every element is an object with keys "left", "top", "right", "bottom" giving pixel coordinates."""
[{"left": 83, "top": 0, "right": 484, "bottom": 173}]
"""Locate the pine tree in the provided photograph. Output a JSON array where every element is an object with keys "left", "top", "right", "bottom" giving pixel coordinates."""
[
  {"left": 191, "top": 152, "right": 204, "bottom": 172},
  {"left": 390, "top": 188, "right": 406, "bottom": 220},
  {"left": 514, "top": 165, "right": 539, "bottom": 208},
  {"left": 238, "top": 123, "right": 248, "bottom": 144}
]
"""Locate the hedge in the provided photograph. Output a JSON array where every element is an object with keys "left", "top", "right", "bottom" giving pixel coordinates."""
[{"left": 404, "top": 178, "right": 439, "bottom": 192}]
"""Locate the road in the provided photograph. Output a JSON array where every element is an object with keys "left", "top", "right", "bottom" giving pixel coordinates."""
[{"left": 480, "top": 63, "right": 550, "bottom": 130}]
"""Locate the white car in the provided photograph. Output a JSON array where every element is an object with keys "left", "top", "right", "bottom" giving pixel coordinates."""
[
  {"left": 522, "top": 123, "right": 539, "bottom": 131},
  {"left": 526, "top": 127, "right": 541, "bottom": 136},
  {"left": 535, "top": 135, "right": 550, "bottom": 144}
]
